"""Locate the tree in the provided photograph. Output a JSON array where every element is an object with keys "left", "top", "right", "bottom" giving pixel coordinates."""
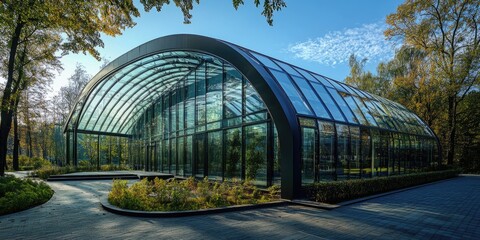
[
  {"left": 141, "top": 0, "right": 286, "bottom": 25},
  {"left": 385, "top": 0, "right": 480, "bottom": 165},
  {"left": 385, "top": 46, "right": 444, "bottom": 129},
  {"left": 57, "top": 64, "right": 90, "bottom": 122},
  {"left": 345, "top": 54, "right": 390, "bottom": 96},
  {"left": 456, "top": 91, "right": 480, "bottom": 172},
  {"left": 0, "top": 0, "right": 139, "bottom": 175}
]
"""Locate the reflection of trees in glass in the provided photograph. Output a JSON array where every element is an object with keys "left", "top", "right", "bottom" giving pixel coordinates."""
[
  {"left": 225, "top": 129, "right": 241, "bottom": 179},
  {"left": 207, "top": 131, "right": 222, "bottom": 179},
  {"left": 80, "top": 134, "right": 97, "bottom": 164},
  {"left": 245, "top": 125, "right": 266, "bottom": 181}
]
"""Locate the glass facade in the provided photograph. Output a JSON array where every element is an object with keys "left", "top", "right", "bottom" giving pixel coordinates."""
[
  {"left": 65, "top": 35, "right": 439, "bottom": 199},
  {"left": 127, "top": 53, "right": 278, "bottom": 186}
]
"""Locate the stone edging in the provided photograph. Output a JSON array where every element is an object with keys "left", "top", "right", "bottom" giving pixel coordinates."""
[{"left": 100, "top": 197, "right": 289, "bottom": 217}]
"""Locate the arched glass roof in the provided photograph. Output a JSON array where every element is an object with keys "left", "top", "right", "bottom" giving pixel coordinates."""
[{"left": 66, "top": 35, "right": 434, "bottom": 138}]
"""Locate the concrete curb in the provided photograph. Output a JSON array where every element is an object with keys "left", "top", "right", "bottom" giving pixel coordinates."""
[{"left": 100, "top": 197, "right": 289, "bottom": 218}]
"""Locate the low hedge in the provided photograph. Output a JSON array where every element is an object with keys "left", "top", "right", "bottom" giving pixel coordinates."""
[
  {"left": 0, "top": 175, "right": 54, "bottom": 215},
  {"left": 33, "top": 164, "right": 131, "bottom": 180},
  {"left": 305, "top": 170, "right": 460, "bottom": 204}
]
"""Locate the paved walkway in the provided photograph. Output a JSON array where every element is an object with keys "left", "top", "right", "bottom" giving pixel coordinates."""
[{"left": 1, "top": 175, "right": 479, "bottom": 239}]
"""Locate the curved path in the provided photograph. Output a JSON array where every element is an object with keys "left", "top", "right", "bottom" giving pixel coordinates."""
[{"left": 1, "top": 175, "right": 479, "bottom": 239}]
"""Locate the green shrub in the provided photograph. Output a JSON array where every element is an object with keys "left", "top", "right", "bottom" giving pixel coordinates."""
[
  {"left": 5, "top": 155, "right": 52, "bottom": 171},
  {"left": 0, "top": 175, "right": 54, "bottom": 215},
  {"left": 305, "top": 170, "right": 460, "bottom": 204},
  {"left": 32, "top": 165, "right": 77, "bottom": 179},
  {"left": 33, "top": 164, "right": 131, "bottom": 179},
  {"left": 108, "top": 177, "right": 279, "bottom": 211}
]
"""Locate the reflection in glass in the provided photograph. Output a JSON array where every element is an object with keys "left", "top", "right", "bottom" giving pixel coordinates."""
[
  {"left": 336, "top": 124, "right": 349, "bottom": 180},
  {"left": 311, "top": 83, "right": 345, "bottom": 121},
  {"left": 244, "top": 80, "right": 265, "bottom": 114},
  {"left": 327, "top": 87, "right": 358, "bottom": 123},
  {"left": 350, "top": 127, "right": 361, "bottom": 179},
  {"left": 224, "top": 65, "right": 243, "bottom": 118},
  {"left": 360, "top": 128, "right": 372, "bottom": 178},
  {"left": 185, "top": 135, "right": 193, "bottom": 175},
  {"left": 273, "top": 126, "right": 281, "bottom": 185},
  {"left": 293, "top": 76, "right": 330, "bottom": 119},
  {"left": 318, "top": 121, "right": 335, "bottom": 181},
  {"left": 207, "top": 130, "right": 223, "bottom": 180},
  {"left": 270, "top": 70, "right": 312, "bottom": 115},
  {"left": 177, "top": 137, "right": 184, "bottom": 176},
  {"left": 225, "top": 128, "right": 242, "bottom": 180},
  {"left": 245, "top": 124, "right": 267, "bottom": 186},
  {"left": 301, "top": 127, "right": 316, "bottom": 185},
  {"left": 195, "top": 133, "right": 205, "bottom": 177},
  {"left": 206, "top": 62, "right": 223, "bottom": 123},
  {"left": 196, "top": 65, "right": 206, "bottom": 126}
]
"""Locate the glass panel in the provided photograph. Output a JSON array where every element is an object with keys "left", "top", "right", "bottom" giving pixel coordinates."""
[
  {"left": 342, "top": 93, "right": 368, "bottom": 125},
  {"left": 244, "top": 78, "right": 265, "bottom": 114},
  {"left": 350, "top": 127, "right": 361, "bottom": 179},
  {"left": 352, "top": 96, "right": 378, "bottom": 126},
  {"left": 270, "top": 70, "right": 312, "bottom": 115},
  {"left": 273, "top": 126, "right": 281, "bottom": 185},
  {"left": 207, "top": 130, "right": 223, "bottom": 180},
  {"left": 170, "top": 136, "right": 177, "bottom": 174},
  {"left": 250, "top": 52, "right": 282, "bottom": 70},
  {"left": 195, "top": 133, "right": 205, "bottom": 178},
  {"left": 336, "top": 124, "right": 350, "bottom": 180},
  {"left": 301, "top": 127, "right": 316, "bottom": 185},
  {"left": 363, "top": 99, "right": 388, "bottom": 129},
  {"left": 312, "top": 74, "right": 334, "bottom": 87},
  {"left": 274, "top": 60, "right": 302, "bottom": 77},
  {"left": 206, "top": 62, "right": 223, "bottom": 123},
  {"left": 177, "top": 137, "right": 185, "bottom": 176},
  {"left": 245, "top": 123, "right": 267, "bottom": 186},
  {"left": 196, "top": 65, "right": 206, "bottom": 126},
  {"left": 318, "top": 121, "right": 335, "bottom": 181},
  {"left": 225, "top": 128, "right": 242, "bottom": 180},
  {"left": 311, "top": 83, "right": 345, "bottom": 121},
  {"left": 360, "top": 128, "right": 372, "bottom": 178},
  {"left": 293, "top": 67, "right": 318, "bottom": 82},
  {"left": 162, "top": 138, "right": 169, "bottom": 173},
  {"left": 299, "top": 117, "right": 316, "bottom": 127},
  {"left": 326, "top": 79, "right": 348, "bottom": 92},
  {"left": 292, "top": 76, "right": 330, "bottom": 119},
  {"left": 371, "top": 129, "right": 380, "bottom": 177},
  {"left": 224, "top": 65, "right": 243, "bottom": 118},
  {"left": 377, "top": 131, "right": 390, "bottom": 176},
  {"left": 327, "top": 87, "right": 358, "bottom": 123},
  {"left": 185, "top": 73, "right": 196, "bottom": 129},
  {"left": 185, "top": 135, "right": 193, "bottom": 175}
]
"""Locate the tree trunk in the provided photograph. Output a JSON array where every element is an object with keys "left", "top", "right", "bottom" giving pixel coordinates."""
[
  {"left": 0, "top": 21, "right": 24, "bottom": 176},
  {"left": 0, "top": 110, "right": 14, "bottom": 175},
  {"left": 25, "top": 104, "right": 33, "bottom": 158},
  {"left": 447, "top": 96, "right": 456, "bottom": 165},
  {"left": 13, "top": 112, "right": 20, "bottom": 171}
]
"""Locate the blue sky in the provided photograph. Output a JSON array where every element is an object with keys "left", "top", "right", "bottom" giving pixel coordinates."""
[{"left": 52, "top": 0, "right": 403, "bottom": 94}]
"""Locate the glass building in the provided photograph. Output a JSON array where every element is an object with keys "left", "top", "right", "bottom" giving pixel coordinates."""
[{"left": 64, "top": 34, "right": 440, "bottom": 199}]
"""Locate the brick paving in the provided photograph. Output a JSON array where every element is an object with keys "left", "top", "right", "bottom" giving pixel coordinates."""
[{"left": 1, "top": 175, "right": 479, "bottom": 239}]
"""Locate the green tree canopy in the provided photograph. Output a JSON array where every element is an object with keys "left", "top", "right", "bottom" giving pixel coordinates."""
[{"left": 385, "top": 0, "right": 480, "bottom": 164}]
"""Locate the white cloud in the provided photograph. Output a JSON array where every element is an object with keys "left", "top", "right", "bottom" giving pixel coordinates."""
[{"left": 288, "top": 22, "right": 400, "bottom": 66}]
